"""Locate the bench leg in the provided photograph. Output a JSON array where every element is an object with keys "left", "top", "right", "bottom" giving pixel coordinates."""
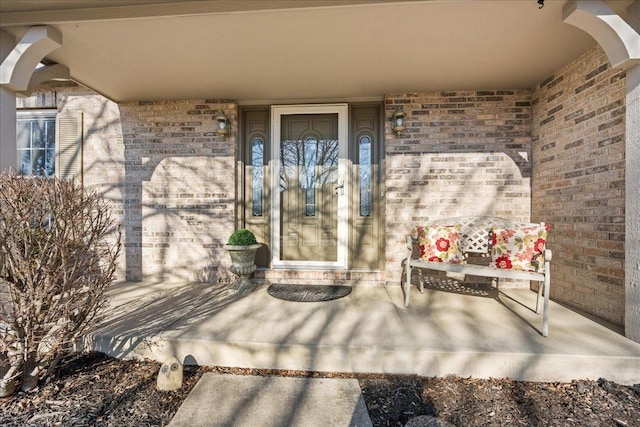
[
  {"left": 404, "top": 262, "right": 411, "bottom": 307},
  {"left": 535, "top": 281, "right": 543, "bottom": 314},
  {"left": 542, "top": 273, "right": 550, "bottom": 337}
]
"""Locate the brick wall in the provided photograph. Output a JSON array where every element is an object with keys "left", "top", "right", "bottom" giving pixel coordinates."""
[
  {"left": 18, "top": 85, "right": 238, "bottom": 282},
  {"left": 532, "top": 45, "right": 626, "bottom": 325},
  {"left": 118, "top": 99, "right": 237, "bottom": 282},
  {"left": 384, "top": 91, "right": 533, "bottom": 285}
]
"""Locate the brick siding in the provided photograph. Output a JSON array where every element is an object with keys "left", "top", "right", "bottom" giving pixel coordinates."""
[
  {"left": 532, "top": 45, "right": 626, "bottom": 324},
  {"left": 117, "top": 99, "right": 237, "bottom": 282},
  {"left": 384, "top": 91, "right": 533, "bottom": 285}
]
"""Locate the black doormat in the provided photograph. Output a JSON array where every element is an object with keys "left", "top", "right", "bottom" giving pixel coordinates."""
[{"left": 267, "top": 284, "right": 352, "bottom": 302}]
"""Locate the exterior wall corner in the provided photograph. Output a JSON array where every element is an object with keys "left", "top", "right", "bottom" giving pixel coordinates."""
[
  {"left": 625, "top": 64, "right": 640, "bottom": 342},
  {"left": 532, "top": 45, "right": 626, "bottom": 326}
]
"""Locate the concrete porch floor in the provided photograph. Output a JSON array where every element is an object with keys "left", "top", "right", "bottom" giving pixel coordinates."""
[{"left": 84, "top": 280, "right": 640, "bottom": 385}]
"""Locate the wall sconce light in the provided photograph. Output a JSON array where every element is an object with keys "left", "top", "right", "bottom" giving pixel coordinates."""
[
  {"left": 215, "top": 111, "right": 230, "bottom": 137},
  {"left": 392, "top": 110, "right": 406, "bottom": 135}
]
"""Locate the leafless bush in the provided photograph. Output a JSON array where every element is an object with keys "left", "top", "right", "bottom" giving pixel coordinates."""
[{"left": 0, "top": 172, "right": 121, "bottom": 396}]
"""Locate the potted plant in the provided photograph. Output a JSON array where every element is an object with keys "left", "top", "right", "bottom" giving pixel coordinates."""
[{"left": 223, "top": 229, "right": 262, "bottom": 294}]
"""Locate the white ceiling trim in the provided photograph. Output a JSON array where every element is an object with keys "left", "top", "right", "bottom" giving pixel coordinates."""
[{"left": 0, "top": 0, "right": 425, "bottom": 26}]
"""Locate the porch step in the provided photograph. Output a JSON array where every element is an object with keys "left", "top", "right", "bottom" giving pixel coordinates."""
[
  {"left": 84, "top": 281, "right": 640, "bottom": 385},
  {"left": 254, "top": 269, "right": 386, "bottom": 287}
]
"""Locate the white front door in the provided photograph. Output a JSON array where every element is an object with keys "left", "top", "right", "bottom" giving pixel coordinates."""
[{"left": 271, "top": 104, "right": 349, "bottom": 269}]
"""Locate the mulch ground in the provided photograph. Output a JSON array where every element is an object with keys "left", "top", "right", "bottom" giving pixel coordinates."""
[{"left": 1, "top": 352, "right": 638, "bottom": 426}]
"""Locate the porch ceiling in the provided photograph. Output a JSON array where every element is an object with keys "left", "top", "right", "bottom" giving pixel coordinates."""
[{"left": 0, "top": 0, "right": 633, "bottom": 102}]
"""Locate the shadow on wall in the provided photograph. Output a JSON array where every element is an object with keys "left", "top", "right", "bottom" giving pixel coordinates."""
[
  {"left": 383, "top": 91, "right": 536, "bottom": 286},
  {"left": 116, "top": 100, "right": 237, "bottom": 283},
  {"left": 79, "top": 92, "right": 534, "bottom": 283}
]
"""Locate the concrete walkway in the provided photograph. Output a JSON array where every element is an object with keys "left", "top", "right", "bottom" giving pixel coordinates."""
[
  {"left": 168, "top": 374, "right": 372, "bottom": 427},
  {"left": 85, "top": 280, "right": 640, "bottom": 385}
]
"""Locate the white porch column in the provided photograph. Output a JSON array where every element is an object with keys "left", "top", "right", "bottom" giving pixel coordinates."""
[
  {"left": 0, "top": 26, "right": 64, "bottom": 173},
  {"left": 0, "top": 30, "right": 17, "bottom": 172},
  {"left": 564, "top": 0, "right": 640, "bottom": 342},
  {"left": 624, "top": 1, "right": 640, "bottom": 343}
]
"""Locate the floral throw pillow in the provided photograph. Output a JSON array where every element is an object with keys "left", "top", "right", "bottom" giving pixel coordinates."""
[
  {"left": 490, "top": 224, "right": 549, "bottom": 271},
  {"left": 416, "top": 225, "right": 465, "bottom": 264}
]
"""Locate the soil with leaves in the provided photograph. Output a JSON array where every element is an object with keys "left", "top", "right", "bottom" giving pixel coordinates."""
[{"left": 1, "top": 352, "right": 638, "bottom": 427}]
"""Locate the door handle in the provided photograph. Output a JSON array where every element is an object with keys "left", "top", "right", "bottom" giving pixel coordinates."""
[{"left": 334, "top": 180, "right": 344, "bottom": 195}]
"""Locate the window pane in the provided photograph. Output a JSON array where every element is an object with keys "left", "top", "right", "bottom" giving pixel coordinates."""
[
  {"left": 44, "top": 120, "right": 55, "bottom": 176},
  {"left": 280, "top": 135, "right": 339, "bottom": 218},
  {"left": 303, "top": 137, "right": 317, "bottom": 217},
  {"left": 16, "top": 116, "right": 56, "bottom": 177},
  {"left": 359, "top": 135, "right": 372, "bottom": 217},
  {"left": 251, "top": 137, "right": 264, "bottom": 216},
  {"left": 17, "top": 121, "right": 31, "bottom": 175}
]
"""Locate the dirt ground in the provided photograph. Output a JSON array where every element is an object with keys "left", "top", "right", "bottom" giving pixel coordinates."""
[{"left": 1, "top": 352, "right": 639, "bottom": 426}]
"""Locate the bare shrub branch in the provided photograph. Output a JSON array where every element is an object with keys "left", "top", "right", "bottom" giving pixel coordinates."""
[{"left": 0, "top": 172, "right": 121, "bottom": 396}]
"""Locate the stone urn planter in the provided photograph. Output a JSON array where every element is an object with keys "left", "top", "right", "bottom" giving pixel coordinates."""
[{"left": 223, "top": 229, "right": 262, "bottom": 295}]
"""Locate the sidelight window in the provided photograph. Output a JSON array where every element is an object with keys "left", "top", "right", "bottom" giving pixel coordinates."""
[
  {"left": 358, "top": 134, "right": 372, "bottom": 217},
  {"left": 251, "top": 137, "right": 264, "bottom": 216}
]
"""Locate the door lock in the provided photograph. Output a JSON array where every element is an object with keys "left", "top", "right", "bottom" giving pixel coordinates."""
[{"left": 334, "top": 181, "right": 344, "bottom": 195}]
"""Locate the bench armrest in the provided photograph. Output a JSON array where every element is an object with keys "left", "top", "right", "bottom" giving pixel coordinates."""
[{"left": 407, "top": 236, "right": 417, "bottom": 251}]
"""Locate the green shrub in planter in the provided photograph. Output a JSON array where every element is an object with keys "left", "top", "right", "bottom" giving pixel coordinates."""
[{"left": 227, "top": 229, "right": 257, "bottom": 246}]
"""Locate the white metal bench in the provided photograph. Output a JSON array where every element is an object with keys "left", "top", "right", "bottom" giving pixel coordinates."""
[{"left": 405, "top": 216, "right": 552, "bottom": 336}]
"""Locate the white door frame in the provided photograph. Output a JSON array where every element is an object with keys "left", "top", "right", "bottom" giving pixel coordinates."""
[{"left": 270, "top": 103, "right": 349, "bottom": 270}]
